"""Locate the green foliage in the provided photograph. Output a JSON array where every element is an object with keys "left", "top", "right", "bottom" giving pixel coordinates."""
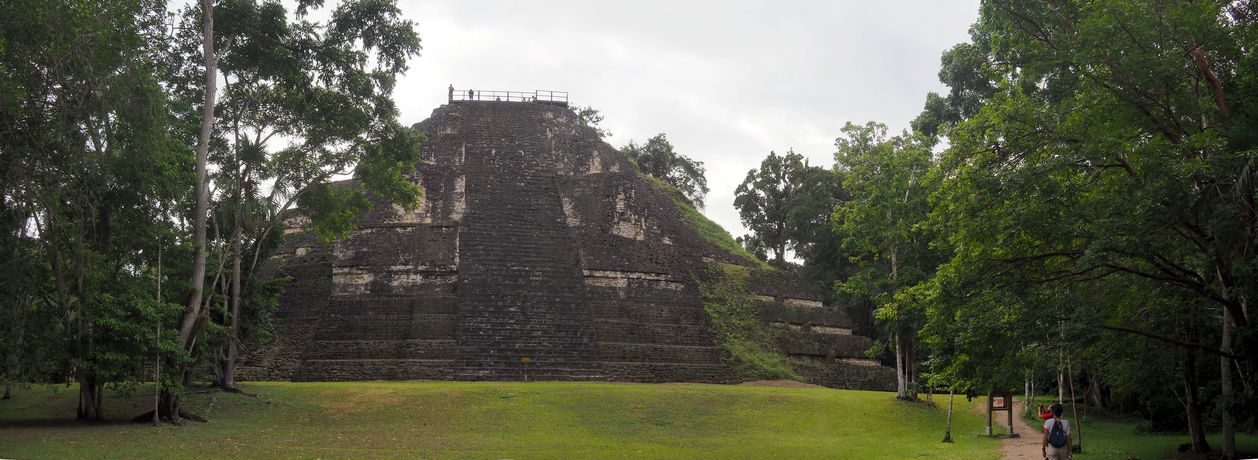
[
  {"left": 907, "top": 0, "right": 1258, "bottom": 447},
  {"left": 911, "top": 41, "right": 996, "bottom": 139},
  {"left": 833, "top": 122, "right": 940, "bottom": 302},
  {"left": 0, "top": 0, "right": 192, "bottom": 417},
  {"left": 733, "top": 149, "right": 818, "bottom": 265},
  {"left": 163, "top": 0, "right": 425, "bottom": 388},
  {"left": 181, "top": 0, "right": 426, "bottom": 240},
  {"left": 571, "top": 105, "right": 612, "bottom": 139},
  {"left": 0, "top": 0, "right": 424, "bottom": 415},
  {"left": 698, "top": 264, "right": 798, "bottom": 381},
  {"left": 622, "top": 133, "right": 709, "bottom": 208},
  {"left": 784, "top": 166, "right": 848, "bottom": 282}
]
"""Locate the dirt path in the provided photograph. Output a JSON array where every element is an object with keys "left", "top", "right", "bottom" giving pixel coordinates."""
[{"left": 1000, "top": 401, "right": 1045, "bottom": 460}]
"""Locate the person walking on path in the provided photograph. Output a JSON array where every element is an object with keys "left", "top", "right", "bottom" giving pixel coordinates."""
[{"left": 1041, "top": 403, "right": 1072, "bottom": 460}]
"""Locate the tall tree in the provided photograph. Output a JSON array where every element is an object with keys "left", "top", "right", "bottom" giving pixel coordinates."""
[
  {"left": 919, "top": 1, "right": 1258, "bottom": 454},
  {"left": 832, "top": 122, "right": 940, "bottom": 400},
  {"left": 0, "top": 0, "right": 188, "bottom": 420},
  {"left": 734, "top": 150, "right": 812, "bottom": 265},
  {"left": 621, "top": 133, "right": 709, "bottom": 208},
  {"left": 165, "top": 0, "right": 222, "bottom": 422},
  {"left": 190, "top": 0, "right": 424, "bottom": 390},
  {"left": 786, "top": 166, "right": 849, "bottom": 292}
]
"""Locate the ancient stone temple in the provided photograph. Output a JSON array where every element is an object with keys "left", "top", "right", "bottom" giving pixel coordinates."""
[{"left": 240, "top": 99, "right": 894, "bottom": 391}]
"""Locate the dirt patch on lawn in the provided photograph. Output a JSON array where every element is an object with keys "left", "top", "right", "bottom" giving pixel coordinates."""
[{"left": 320, "top": 388, "right": 406, "bottom": 417}]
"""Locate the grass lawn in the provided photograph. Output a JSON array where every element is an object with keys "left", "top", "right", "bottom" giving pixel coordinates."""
[
  {"left": 1022, "top": 397, "right": 1258, "bottom": 459},
  {"left": 1, "top": 381, "right": 1001, "bottom": 459}
]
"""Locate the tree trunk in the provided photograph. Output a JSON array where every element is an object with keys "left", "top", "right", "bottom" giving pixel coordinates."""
[
  {"left": 889, "top": 241, "right": 908, "bottom": 400},
  {"left": 1023, "top": 375, "right": 1031, "bottom": 417},
  {"left": 1221, "top": 312, "right": 1236, "bottom": 459},
  {"left": 1085, "top": 371, "right": 1106, "bottom": 409},
  {"left": 1057, "top": 369, "right": 1064, "bottom": 403},
  {"left": 76, "top": 371, "right": 104, "bottom": 421},
  {"left": 942, "top": 389, "right": 954, "bottom": 442},
  {"left": 180, "top": 0, "right": 217, "bottom": 351},
  {"left": 164, "top": 0, "right": 218, "bottom": 423},
  {"left": 3, "top": 355, "right": 16, "bottom": 400},
  {"left": 3, "top": 314, "right": 22, "bottom": 400},
  {"left": 894, "top": 332, "right": 907, "bottom": 399},
  {"left": 1183, "top": 347, "right": 1210, "bottom": 453},
  {"left": 1068, "top": 360, "right": 1081, "bottom": 452},
  {"left": 222, "top": 198, "right": 244, "bottom": 389},
  {"left": 153, "top": 244, "right": 162, "bottom": 426},
  {"left": 911, "top": 340, "right": 918, "bottom": 398}
]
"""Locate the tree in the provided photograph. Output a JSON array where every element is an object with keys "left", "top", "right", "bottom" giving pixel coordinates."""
[
  {"left": 734, "top": 149, "right": 812, "bottom": 265},
  {"left": 917, "top": 1, "right": 1258, "bottom": 454},
  {"left": 621, "top": 133, "right": 709, "bottom": 208},
  {"left": 832, "top": 122, "right": 941, "bottom": 400},
  {"left": 786, "top": 166, "right": 849, "bottom": 293},
  {"left": 572, "top": 105, "right": 612, "bottom": 139},
  {"left": 0, "top": 0, "right": 188, "bottom": 420},
  {"left": 166, "top": 0, "right": 221, "bottom": 422},
  {"left": 188, "top": 0, "right": 424, "bottom": 390},
  {"left": 911, "top": 41, "right": 996, "bottom": 139}
]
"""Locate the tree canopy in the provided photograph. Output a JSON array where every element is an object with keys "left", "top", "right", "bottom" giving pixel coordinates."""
[
  {"left": 621, "top": 133, "right": 709, "bottom": 208},
  {"left": 734, "top": 150, "right": 813, "bottom": 266},
  {"left": 0, "top": 0, "right": 424, "bottom": 422}
]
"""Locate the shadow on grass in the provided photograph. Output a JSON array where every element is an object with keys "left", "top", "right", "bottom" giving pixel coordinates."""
[{"left": 0, "top": 418, "right": 137, "bottom": 429}]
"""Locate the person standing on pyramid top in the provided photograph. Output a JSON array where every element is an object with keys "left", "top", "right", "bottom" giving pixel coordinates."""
[
  {"left": 448, "top": 84, "right": 453, "bottom": 103},
  {"left": 468, "top": 89, "right": 475, "bottom": 101}
]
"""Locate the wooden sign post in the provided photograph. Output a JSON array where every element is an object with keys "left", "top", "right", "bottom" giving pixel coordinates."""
[{"left": 986, "top": 390, "right": 1016, "bottom": 436}]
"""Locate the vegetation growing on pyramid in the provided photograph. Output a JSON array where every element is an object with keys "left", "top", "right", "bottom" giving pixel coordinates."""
[
  {"left": 641, "top": 174, "right": 770, "bottom": 269},
  {"left": 698, "top": 264, "right": 798, "bottom": 380}
]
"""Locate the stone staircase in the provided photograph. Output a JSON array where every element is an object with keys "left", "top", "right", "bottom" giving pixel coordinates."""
[
  {"left": 453, "top": 118, "right": 602, "bottom": 380},
  {"left": 292, "top": 296, "right": 458, "bottom": 381}
]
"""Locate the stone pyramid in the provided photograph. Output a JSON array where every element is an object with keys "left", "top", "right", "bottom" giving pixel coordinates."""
[{"left": 240, "top": 100, "right": 895, "bottom": 390}]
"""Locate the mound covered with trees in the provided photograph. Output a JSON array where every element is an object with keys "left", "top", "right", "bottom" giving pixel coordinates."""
[{"left": 731, "top": 1, "right": 1258, "bottom": 457}]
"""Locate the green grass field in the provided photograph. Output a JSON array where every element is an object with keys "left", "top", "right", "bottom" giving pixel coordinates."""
[
  {"left": 6, "top": 382, "right": 1251, "bottom": 459},
  {"left": 1, "top": 382, "right": 1000, "bottom": 459}
]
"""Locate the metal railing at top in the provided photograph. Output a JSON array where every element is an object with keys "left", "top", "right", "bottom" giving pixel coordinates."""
[{"left": 449, "top": 88, "right": 569, "bottom": 106}]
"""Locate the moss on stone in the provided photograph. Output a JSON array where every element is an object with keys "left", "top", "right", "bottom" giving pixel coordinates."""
[{"left": 698, "top": 263, "right": 798, "bottom": 381}]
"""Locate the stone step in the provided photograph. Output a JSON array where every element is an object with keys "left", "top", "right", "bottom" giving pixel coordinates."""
[
  {"left": 454, "top": 340, "right": 595, "bottom": 351},
  {"left": 593, "top": 318, "right": 717, "bottom": 346},
  {"left": 598, "top": 362, "right": 737, "bottom": 383},
  {"left": 305, "top": 339, "right": 457, "bottom": 360},
  {"left": 294, "top": 358, "right": 455, "bottom": 381},
  {"left": 327, "top": 297, "right": 460, "bottom": 316},
  {"left": 596, "top": 342, "right": 725, "bottom": 364},
  {"left": 793, "top": 358, "right": 897, "bottom": 392},
  {"left": 315, "top": 315, "right": 457, "bottom": 341},
  {"left": 592, "top": 302, "right": 711, "bottom": 324}
]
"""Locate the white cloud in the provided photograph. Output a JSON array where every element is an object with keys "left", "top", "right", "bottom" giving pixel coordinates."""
[{"left": 391, "top": 0, "right": 979, "bottom": 240}]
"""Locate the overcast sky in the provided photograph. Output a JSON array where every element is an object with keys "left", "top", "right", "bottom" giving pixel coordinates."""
[{"left": 389, "top": 0, "right": 980, "bottom": 241}]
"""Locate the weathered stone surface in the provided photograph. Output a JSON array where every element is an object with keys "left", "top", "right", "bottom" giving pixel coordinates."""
[{"left": 238, "top": 101, "right": 893, "bottom": 391}]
